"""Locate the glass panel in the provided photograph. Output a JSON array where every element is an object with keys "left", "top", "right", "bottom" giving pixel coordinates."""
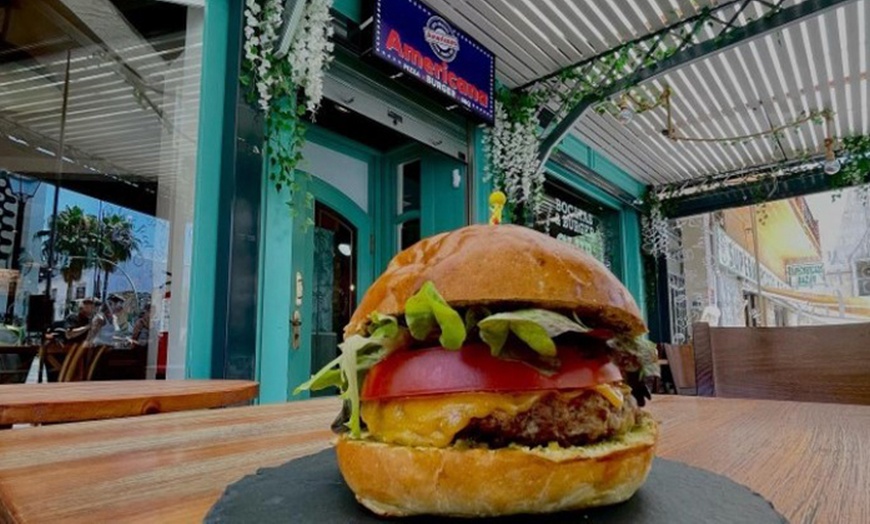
[
  {"left": 398, "top": 160, "right": 421, "bottom": 213},
  {"left": 0, "top": 0, "right": 202, "bottom": 383},
  {"left": 534, "top": 179, "right": 618, "bottom": 272},
  {"left": 310, "top": 203, "right": 357, "bottom": 397}
]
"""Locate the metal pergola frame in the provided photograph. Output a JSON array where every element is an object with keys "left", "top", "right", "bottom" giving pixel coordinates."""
[{"left": 524, "top": 0, "right": 857, "bottom": 170}]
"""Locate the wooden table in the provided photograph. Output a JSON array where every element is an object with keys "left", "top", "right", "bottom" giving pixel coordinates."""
[
  {"left": 0, "top": 396, "right": 867, "bottom": 523},
  {"left": 0, "top": 380, "right": 259, "bottom": 426}
]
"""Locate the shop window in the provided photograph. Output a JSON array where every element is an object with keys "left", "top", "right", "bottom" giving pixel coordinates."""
[
  {"left": 0, "top": 1, "right": 203, "bottom": 382},
  {"left": 534, "top": 179, "right": 619, "bottom": 274},
  {"left": 856, "top": 261, "right": 870, "bottom": 297},
  {"left": 397, "top": 160, "right": 421, "bottom": 250}
]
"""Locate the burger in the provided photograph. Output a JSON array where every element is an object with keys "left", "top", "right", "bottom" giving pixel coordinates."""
[{"left": 296, "top": 224, "right": 660, "bottom": 518}]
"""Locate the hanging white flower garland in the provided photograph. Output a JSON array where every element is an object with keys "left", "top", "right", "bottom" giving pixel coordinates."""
[
  {"left": 243, "top": 0, "right": 284, "bottom": 112},
  {"left": 242, "top": 0, "right": 334, "bottom": 216},
  {"left": 287, "top": 0, "right": 335, "bottom": 115},
  {"left": 641, "top": 198, "right": 671, "bottom": 259},
  {"left": 483, "top": 100, "right": 546, "bottom": 223},
  {"left": 244, "top": 0, "right": 333, "bottom": 114}
]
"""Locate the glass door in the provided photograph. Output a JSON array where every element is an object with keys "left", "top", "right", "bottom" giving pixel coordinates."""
[
  {"left": 309, "top": 203, "right": 358, "bottom": 396},
  {"left": 294, "top": 175, "right": 373, "bottom": 398}
]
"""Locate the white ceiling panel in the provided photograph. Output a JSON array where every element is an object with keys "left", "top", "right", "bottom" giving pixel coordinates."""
[{"left": 425, "top": 0, "right": 862, "bottom": 187}]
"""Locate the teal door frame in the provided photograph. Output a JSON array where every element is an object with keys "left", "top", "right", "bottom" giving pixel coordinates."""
[
  {"left": 257, "top": 125, "right": 378, "bottom": 403},
  {"left": 290, "top": 176, "right": 374, "bottom": 399},
  {"left": 186, "top": 0, "right": 238, "bottom": 379},
  {"left": 383, "top": 143, "right": 467, "bottom": 247}
]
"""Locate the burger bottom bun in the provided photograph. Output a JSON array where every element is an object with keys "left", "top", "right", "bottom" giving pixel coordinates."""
[{"left": 335, "top": 411, "right": 658, "bottom": 518}]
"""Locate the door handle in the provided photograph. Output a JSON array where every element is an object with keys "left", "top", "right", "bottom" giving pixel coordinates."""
[{"left": 291, "top": 310, "right": 302, "bottom": 350}]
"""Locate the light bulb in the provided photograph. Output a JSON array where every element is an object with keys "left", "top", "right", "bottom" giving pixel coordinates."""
[
  {"left": 337, "top": 243, "right": 352, "bottom": 257},
  {"left": 617, "top": 107, "right": 634, "bottom": 125},
  {"left": 824, "top": 158, "right": 841, "bottom": 176}
]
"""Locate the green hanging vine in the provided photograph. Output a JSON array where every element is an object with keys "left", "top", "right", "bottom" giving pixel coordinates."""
[
  {"left": 830, "top": 135, "right": 870, "bottom": 202},
  {"left": 240, "top": 0, "right": 334, "bottom": 226}
]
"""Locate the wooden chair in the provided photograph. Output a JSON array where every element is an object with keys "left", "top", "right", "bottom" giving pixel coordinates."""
[
  {"left": 692, "top": 322, "right": 870, "bottom": 405},
  {"left": 57, "top": 341, "right": 109, "bottom": 382},
  {"left": 661, "top": 343, "right": 696, "bottom": 395}
]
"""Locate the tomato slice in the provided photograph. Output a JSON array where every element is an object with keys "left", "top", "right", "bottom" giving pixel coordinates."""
[{"left": 360, "top": 343, "right": 622, "bottom": 400}]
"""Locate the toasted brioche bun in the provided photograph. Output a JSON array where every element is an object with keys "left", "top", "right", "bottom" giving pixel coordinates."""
[
  {"left": 345, "top": 224, "right": 645, "bottom": 338},
  {"left": 336, "top": 412, "right": 657, "bottom": 518}
]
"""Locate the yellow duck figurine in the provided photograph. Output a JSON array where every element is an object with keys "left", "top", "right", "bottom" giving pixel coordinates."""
[{"left": 489, "top": 190, "right": 506, "bottom": 225}]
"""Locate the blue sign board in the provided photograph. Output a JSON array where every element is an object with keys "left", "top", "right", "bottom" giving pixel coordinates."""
[{"left": 373, "top": 0, "right": 495, "bottom": 123}]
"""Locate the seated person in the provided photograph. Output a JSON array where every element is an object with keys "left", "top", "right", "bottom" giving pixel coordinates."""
[
  {"left": 64, "top": 298, "right": 96, "bottom": 342},
  {"left": 129, "top": 303, "right": 151, "bottom": 350},
  {"left": 89, "top": 295, "right": 125, "bottom": 348}
]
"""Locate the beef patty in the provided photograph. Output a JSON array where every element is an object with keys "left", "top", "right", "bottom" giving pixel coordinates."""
[{"left": 453, "top": 385, "right": 639, "bottom": 448}]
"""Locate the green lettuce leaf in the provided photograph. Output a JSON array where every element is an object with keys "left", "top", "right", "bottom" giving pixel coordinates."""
[
  {"left": 294, "top": 312, "right": 406, "bottom": 438},
  {"left": 607, "top": 336, "right": 661, "bottom": 378},
  {"left": 478, "top": 309, "right": 590, "bottom": 357},
  {"left": 293, "top": 354, "right": 343, "bottom": 393},
  {"left": 404, "top": 281, "right": 466, "bottom": 350},
  {"left": 367, "top": 312, "right": 399, "bottom": 338}
]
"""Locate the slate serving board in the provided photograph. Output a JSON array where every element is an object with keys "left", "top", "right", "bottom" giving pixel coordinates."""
[{"left": 206, "top": 450, "right": 787, "bottom": 524}]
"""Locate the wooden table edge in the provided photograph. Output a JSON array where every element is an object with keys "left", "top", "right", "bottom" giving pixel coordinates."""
[{"left": 0, "top": 381, "right": 259, "bottom": 425}]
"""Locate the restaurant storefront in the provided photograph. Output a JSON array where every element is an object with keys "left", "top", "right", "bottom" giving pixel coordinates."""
[{"left": 0, "top": 0, "right": 649, "bottom": 394}]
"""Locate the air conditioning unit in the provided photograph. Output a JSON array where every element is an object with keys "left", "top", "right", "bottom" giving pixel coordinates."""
[{"left": 273, "top": 0, "right": 307, "bottom": 59}]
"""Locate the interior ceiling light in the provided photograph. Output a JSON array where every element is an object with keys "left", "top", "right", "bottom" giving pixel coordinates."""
[{"left": 617, "top": 95, "right": 634, "bottom": 125}]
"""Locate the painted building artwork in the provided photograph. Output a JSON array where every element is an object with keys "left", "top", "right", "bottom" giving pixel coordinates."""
[{"left": 665, "top": 185, "right": 870, "bottom": 342}]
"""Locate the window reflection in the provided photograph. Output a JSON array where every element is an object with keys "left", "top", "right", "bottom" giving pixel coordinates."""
[{"left": 0, "top": 0, "right": 202, "bottom": 383}]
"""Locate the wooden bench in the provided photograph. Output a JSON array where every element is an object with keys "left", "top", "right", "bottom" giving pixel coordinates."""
[{"left": 692, "top": 322, "right": 870, "bottom": 405}]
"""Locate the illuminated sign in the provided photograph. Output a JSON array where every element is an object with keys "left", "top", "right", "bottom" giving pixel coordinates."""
[{"left": 373, "top": 0, "right": 495, "bottom": 123}]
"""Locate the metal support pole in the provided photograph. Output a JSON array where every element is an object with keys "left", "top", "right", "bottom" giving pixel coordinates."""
[
  {"left": 44, "top": 50, "right": 72, "bottom": 301},
  {"left": 749, "top": 205, "right": 765, "bottom": 327},
  {"left": 38, "top": 49, "right": 71, "bottom": 383}
]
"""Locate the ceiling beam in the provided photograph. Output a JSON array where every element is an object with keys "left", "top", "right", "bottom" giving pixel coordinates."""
[
  {"left": 538, "top": 0, "right": 857, "bottom": 167},
  {"left": 664, "top": 168, "right": 832, "bottom": 218}
]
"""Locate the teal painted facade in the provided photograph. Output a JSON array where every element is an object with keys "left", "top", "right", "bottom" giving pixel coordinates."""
[{"left": 186, "top": 0, "right": 237, "bottom": 379}]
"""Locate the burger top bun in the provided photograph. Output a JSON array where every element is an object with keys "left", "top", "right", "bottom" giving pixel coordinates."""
[{"left": 345, "top": 224, "right": 645, "bottom": 338}]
